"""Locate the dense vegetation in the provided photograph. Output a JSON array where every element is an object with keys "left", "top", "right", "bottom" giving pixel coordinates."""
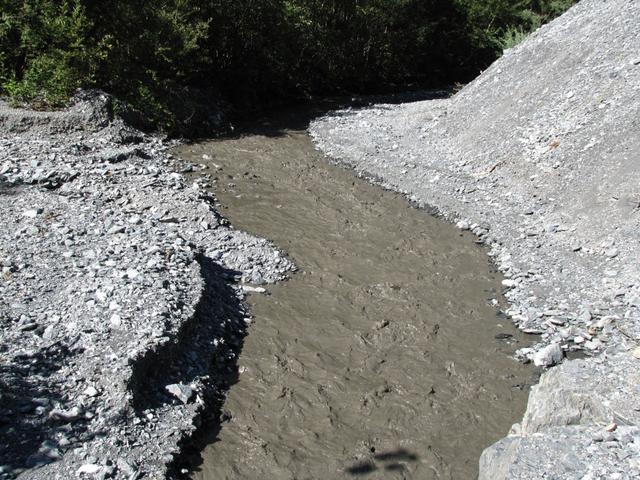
[{"left": 0, "top": 0, "right": 574, "bottom": 131}]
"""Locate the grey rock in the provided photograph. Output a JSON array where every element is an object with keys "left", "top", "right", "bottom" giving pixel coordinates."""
[
  {"left": 532, "top": 343, "right": 564, "bottom": 367},
  {"left": 165, "top": 383, "right": 194, "bottom": 404},
  {"left": 480, "top": 354, "right": 640, "bottom": 479}
]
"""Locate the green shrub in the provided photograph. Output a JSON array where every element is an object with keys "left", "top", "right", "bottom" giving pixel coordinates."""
[
  {"left": 5, "top": 52, "right": 80, "bottom": 107},
  {"left": 499, "top": 26, "right": 530, "bottom": 50},
  {"left": 0, "top": 0, "right": 577, "bottom": 130}
]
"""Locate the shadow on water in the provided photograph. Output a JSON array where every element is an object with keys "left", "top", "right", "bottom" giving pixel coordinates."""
[{"left": 346, "top": 449, "right": 420, "bottom": 476}]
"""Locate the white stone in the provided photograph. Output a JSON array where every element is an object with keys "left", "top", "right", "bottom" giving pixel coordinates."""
[
  {"left": 242, "top": 285, "right": 266, "bottom": 293},
  {"left": 110, "top": 314, "right": 122, "bottom": 327},
  {"left": 533, "top": 343, "right": 564, "bottom": 367},
  {"left": 77, "top": 464, "right": 102, "bottom": 475},
  {"left": 22, "top": 209, "right": 40, "bottom": 218},
  {"left": 83, "top": 386, "right": 99, "bottom": 397}
]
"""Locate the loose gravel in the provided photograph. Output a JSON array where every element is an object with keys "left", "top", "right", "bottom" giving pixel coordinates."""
[{"left": 0, "top": 91, "right": 293, "bottom": 480}]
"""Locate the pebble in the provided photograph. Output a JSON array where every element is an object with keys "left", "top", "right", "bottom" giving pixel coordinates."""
[
  {"left": 116, "top": 458, "right": 137, "bottom": 477},
  {"left": 548, "top": 317, "right": 566, "bottom": 326},
  {"left": 242, "top": 285, "right": 267, "bottom": 293},
  {"left": 84, "top": 386, "right": 99, "bottom": 397},
  {"left": 605, "top": 248, "right": 619, "bottom": 258},
  {"left": 49, "top": 406, "right": 83, "bottom": 422},
  {"left": 110, "top": 314, "right": 123, "bottom": 327},
  {"left": 577, "top": 310, "right": 592, "bottom": 323},
  {"left": 374, "top": 319, "right": 390, "bottom": 330},
  {"left": 108, "top": 225, "right": 125, "bottom": 234},
  {"left": 42, "top": 324, "right": 57, "bottom": 340},
  {"left": 23, "top": 208, "right": 42, "bottom": 218},
  {"left": 533, "top": 343, "right": 564, "bottom": 367},
  {"left": 165, "top": 383, "right": 194, "bottom": 404},
  {"left": 584, "top": 339, "right": 601, "bottom": 350},
  {"left": 77, "top": 464, "right": 103, "bottom": 476}
]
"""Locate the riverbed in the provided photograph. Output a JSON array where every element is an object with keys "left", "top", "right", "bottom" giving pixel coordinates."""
[{"left": 174, "top": 109, "right": 535, "bottom": 479}]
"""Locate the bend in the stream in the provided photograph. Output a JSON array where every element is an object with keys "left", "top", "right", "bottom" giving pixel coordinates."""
[{"left": 172, "top": 105, "right": 537, "bottom": 480}]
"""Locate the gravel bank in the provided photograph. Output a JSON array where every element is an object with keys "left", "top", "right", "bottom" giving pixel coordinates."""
[
  {"left": 0, "top": 92, "right": 293, "bottom": 479},
  {"left": 310, "top": 0, "right": 640, "bottom": 477}
]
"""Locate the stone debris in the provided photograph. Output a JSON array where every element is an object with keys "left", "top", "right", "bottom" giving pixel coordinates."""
[
  {"left": 480, "top": 352, "right": 640, "bottom": 479},
  {"left": 310, "top": 0, "right": 640, "bottom": 477},
  {"left": 0, "top": 91, "right": 294, "bottom": 479}
]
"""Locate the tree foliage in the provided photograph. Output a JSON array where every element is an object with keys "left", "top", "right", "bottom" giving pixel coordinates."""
[{"left": 0, "top": 0, "right": 575, "bottom": 129}]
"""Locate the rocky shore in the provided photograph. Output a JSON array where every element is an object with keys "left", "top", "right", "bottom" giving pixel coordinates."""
[
  {"left": 2, "top": 0, "right": 638, "bottom": 478},
  {"left": 0, "top": 92, "right": 293, "bottom": 479},
  {"left": 310, "top": 0, "right": 640, "bottom": 477}
]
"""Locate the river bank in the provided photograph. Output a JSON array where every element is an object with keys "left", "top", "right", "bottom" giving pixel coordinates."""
[
  {"left": 310, "top": 0, "right": 640, "bottom": 477},
  {"left": 0, "top": 92, "right": 293, "bottom": 479}
]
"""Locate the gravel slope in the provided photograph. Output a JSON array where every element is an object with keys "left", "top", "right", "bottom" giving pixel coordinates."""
[
  {"left": 0, "top": 92, "right": 293, "bottom": 479},
  {"left": 310, "top": 0, "right": 640, "bottom": 477}
]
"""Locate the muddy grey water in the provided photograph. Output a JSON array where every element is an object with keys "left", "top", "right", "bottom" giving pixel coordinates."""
[{"left": 174, "top": 112, "right": 534, "bottom": 479}]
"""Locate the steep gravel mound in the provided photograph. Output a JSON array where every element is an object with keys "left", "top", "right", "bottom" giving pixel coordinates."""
[{"left": 310, "top": 0, "right": 640, "bottom": 477}]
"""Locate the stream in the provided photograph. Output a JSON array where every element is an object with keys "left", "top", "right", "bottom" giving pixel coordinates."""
[{"left": 174, "top": 108, "right": 535, "bottom": 479}]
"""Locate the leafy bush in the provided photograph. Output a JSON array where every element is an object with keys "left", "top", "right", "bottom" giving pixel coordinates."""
[
  {"left": 0, "top": 0, "right": 576, "bottom": 129},
  {"left": 0, "top": 0, "right": 97, "bottom": 107},
  {"left": 499, "top": 26, "right": 530, "bottom": 50}
]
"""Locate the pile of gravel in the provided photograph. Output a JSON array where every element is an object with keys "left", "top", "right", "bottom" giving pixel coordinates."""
[
  {"left": 0, "top": 91, "right": 293, "bottom": 479},
  {"left": 310, "top": 0, "right": 640, "bottom": 477}
]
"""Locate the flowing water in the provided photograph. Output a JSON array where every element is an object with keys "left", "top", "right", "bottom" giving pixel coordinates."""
[{"left": 174, "top": 109, "right": 535, "bottom": 479}]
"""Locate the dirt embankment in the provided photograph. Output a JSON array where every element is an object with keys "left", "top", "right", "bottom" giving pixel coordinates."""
[{"left": 310, "top": 0, "right": 640, "bottom": 478}]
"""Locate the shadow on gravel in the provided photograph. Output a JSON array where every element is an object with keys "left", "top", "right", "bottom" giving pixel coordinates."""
[
  {"left": 345, "top": 449, "right": 419, "bottom": 476},
  {"left": 0, "top": 181, "right": 20, "bottom": 195},
  {"left": 127, "top": 255, "right": 250, "bottom": 477},
  {"left": 0, "top": 342, "right": 94, "bottom": 470}
]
